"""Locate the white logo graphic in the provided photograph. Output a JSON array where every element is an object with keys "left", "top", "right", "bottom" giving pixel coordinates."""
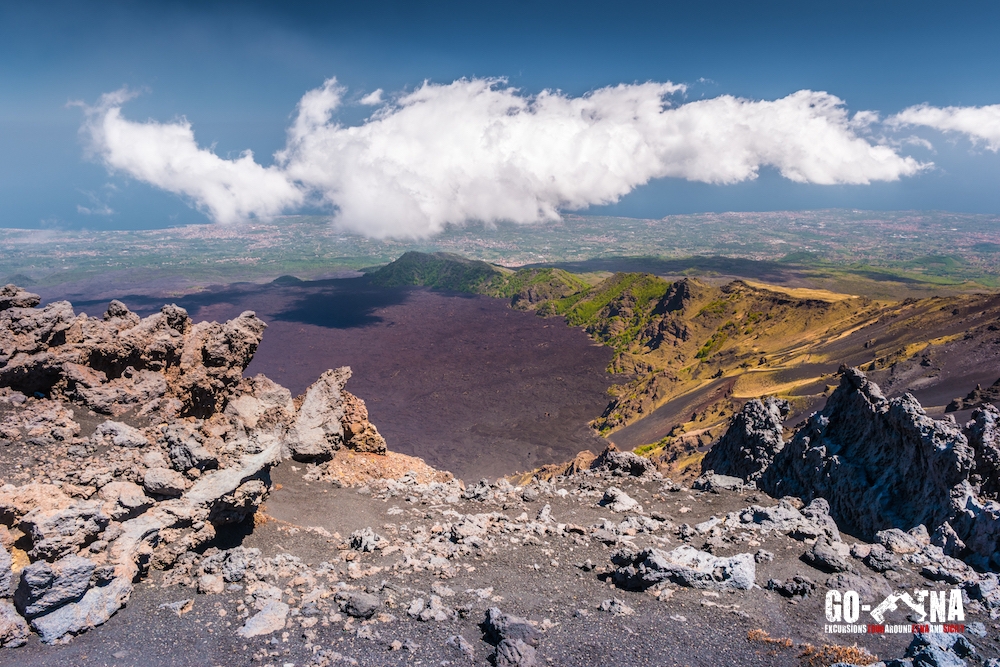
[{"left": 824, "top": 588, "right": 965, "bottom": 634}]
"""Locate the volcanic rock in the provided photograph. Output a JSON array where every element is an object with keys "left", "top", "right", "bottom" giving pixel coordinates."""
[
  {"left": 802, "top": 536, "right": 853, "bottom": 573},
  {"left": 590, "top": 445, "right": 656, "bottom": 477},
  {"left": 142, "top": 468, "right": 187, "bottom": 497},
  {"left": 701, "top": 396, "right": 788, "bottom": 482},
  {"left": 755, "top": 369, "right": 988, "bottom": 560},
  {"left": 0, "top": 285, "right": 40, "bottom": 311},
  {"left": 482, "top": 607, "right": 540, "bottom": 647},
  {"left": 237, "top": 600, "right": 289, "bottom": 638},
  {"left": 0, "top": 289, "right": 390, "bottom": 646},
  {"left": 967, "top": 405, "right": 1000, "bottom": 500},
  {"left": 0, "top": 601, "right": 29, "bottom": 648},
  {"left": 287, "top": 368, "right": 350, "bottom": 461},
  {"left": 20, "top": 502, "right": 110, "bottom": 561},
  {"left": 599, "top": 487, "right": 640, "bottom": 513},
  {"left": 14, "top": 555, "right": 96, "bottom": 618},
  {"left": 610, "top": 545, "right": 755, "bottom": 591}
]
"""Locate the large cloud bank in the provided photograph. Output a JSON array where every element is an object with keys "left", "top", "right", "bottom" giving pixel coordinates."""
[{"left": 80, "top": 78, "right": 932, "bottom": 237}]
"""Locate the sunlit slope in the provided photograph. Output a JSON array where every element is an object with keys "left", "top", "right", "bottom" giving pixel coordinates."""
[{"left": 367, "top": 252, "right": 1000, "bottom": 466}]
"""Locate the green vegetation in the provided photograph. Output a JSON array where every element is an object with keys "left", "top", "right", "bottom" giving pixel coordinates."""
[{"left": 367, "top": 251, "right": 505, "bottom": 292}]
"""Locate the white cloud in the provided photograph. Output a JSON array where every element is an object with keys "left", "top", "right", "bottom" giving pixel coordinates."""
[
  {"left": 78, "top": 78, "right": 930, "bottom": 237},
  {"left": 75, "top": 88, "right": 304, "bottom": 224},
  {"left": 359, "top": 89, "right": 384, "bottom": 105},
  {"left": 890, "top": 103, "right": 1000, "bottom": 152}
]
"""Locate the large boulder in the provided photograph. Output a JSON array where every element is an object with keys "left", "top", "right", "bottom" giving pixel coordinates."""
[
  {"left": 610, "top": 545, "right": 756, "bottom": 591},
  {"left": 702, "top": 397, "right": 788, "bottom": 481},
  {"left": 19, "top": 502, "right": 110, "bottom": 561},
  {"left": 14, "top": 554, "right": 95, "bottom": 619},
  {"left": 287, "top": 368, "right": 351, "bottom": 461}
]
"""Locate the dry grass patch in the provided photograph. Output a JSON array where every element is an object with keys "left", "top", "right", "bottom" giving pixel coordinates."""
[
  {"left": 799, "top": 643, "right": 878, "bottom": 667},
  {"left": 747, "top": 629, "right": 794, "bottom": 648}
]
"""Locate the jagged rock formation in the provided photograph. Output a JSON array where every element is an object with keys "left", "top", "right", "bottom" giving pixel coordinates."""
[
  {"left": 947, "top": 378, "right": 1000, "bottom": 412},
  {"left": 706, "top": 367, "right": 1000, "bottom": 569},
  {"left": 0, "top": 286, "right": 266, "bottom": 418},
  {"left": 0, "top": 287, "right": 388, "bottom": 645},
  {"left": 700, "top": 396, "right": 788, "bottom": 481}
]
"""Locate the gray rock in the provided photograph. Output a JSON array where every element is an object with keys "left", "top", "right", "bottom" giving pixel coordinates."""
[
  {"left": 863, "top": 544, "right": 898, "bottom": 572},
  {"left": 0, "top": 600, "right": 30, "bottom": 648},
  {"left": 493, "top": 638, "right": 538, "bottom": 667},
  {"left": 93, "top": 421, "right": 150, "bottom": 448},
  {"left": 14, "top": 554, "right": 95, "bottom": 618},
  {"left": 220, "top": 547, "right": 260, "bottom": 583},
  {"left": 342, "top": 592, "right": 379, "bottom": 618},
  {"left": 611, "top": 545, "right": 755, "bottom": 591},
  {"left": 905, "top": 632, "right": 972, "bottom": 667},
  {"left": 825, "top": 572, "right": 892, "bottom": 601},
  {"left": 803, "top": 536, "right": 853, "bottom": 573},
  {"left": 747, "top": 368, "right": 1000, "bottom": 568},
  {"left": 598, "top": 487, "right": 640, "bottom": 513},
  {"left": 692, "top": 472, "right": 749, "bottom": 493},
  {"left": 0, "top": 545, "right": 11, "bottom": 595},
  {"left": 967, "top": 404, "right": 1000, "bottom": 500},
  {"left": 30, "top": 577, "right": 131, "bottom": 644},
  {"left": 160, "top": 423, "right": 217, "bottom": 472},
  {"left": 445, "top": 634, "right": 475, "bottom": 660},
  {"left": 590, "top": 447, "right": 656, "bottom": 477},
  {"left": 599, "top": 598, "right": 634, "bottom": 615},
  {"left": 702, "top": 397, "right": 788, "bottom": 481},
  {"left": 19, "top": 501, "right": 110, "bottom": 561},
  {"left": 236, "top": 600, "right": 288, "bottom": 638},
  {"left": 876, "top": 528, "right": 921, "bottom": 555},
  {"left": 766, "top": 576, "right": 816, "bottom": 598},
  {"left": 483, "top": 607, "right": 540, "bottom": 647},
  {"left": 451, "top": 515, "right": 490, "bottom": 543},
  {"left": 142, "top": 467, "right": 187, "bottom": 497},
  {"left": 287, "top": 368, "right": 350, "bottom": 461},
  {"left": 727, "top": 499, "right": 839, "bottom": 542},
  {"left": 417, "top": 595, "right": 452, "bottom": 622}
]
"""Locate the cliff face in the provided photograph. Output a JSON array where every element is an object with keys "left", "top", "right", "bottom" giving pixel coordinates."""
[
  {"left": 0, "top": 286, "right": 386, "bottom": 645},
  {"left": 703, "top": 367, "right": 1000, "bottom": 570}
]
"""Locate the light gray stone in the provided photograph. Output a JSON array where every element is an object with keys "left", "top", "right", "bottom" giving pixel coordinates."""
[
  {"left": 142, "top": 467, "right": 187, "bottom": 497},
  {"left": 30, "top": 577, "right": 131, "bottom": 644},
  {"left": 93, "top": 421, "right": 149, "bottom": 448},
  {"left": 599, "top": 487, "right": 640, "bottom": 513},
  {"left": 236, "top": 600, "right": 288, "bottom": 638},
  {"left": 611, "top": 545, "right": 756, "bottom": 591},
  {"left": 19, "top": 501, "right": 110, "bottom": 561}
]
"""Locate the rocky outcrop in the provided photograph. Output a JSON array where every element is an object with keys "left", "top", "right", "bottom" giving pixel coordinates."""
[
  {"left": 0, "top": 294, "right": 266, "bottom": 418},
  {"left": 701, "top": 396, "right": 788, "bottom": 481},
  {"left": 713, "top": 367, "right": 1000, "bottom": 570},
  {"left": 610, "top": 545, "right": 756, "bottom": 591},
  {"left": 0, "top": 288, "right": 391, "bottom": 645}
]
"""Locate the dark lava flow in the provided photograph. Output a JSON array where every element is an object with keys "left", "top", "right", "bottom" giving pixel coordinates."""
[{"left": 69, "top": 278, "right": 616, "bottom": 481}]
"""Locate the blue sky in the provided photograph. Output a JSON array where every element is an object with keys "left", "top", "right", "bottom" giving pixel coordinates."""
[{"left": 3, "top": 1, "right": 1000, "bottom": 232}]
